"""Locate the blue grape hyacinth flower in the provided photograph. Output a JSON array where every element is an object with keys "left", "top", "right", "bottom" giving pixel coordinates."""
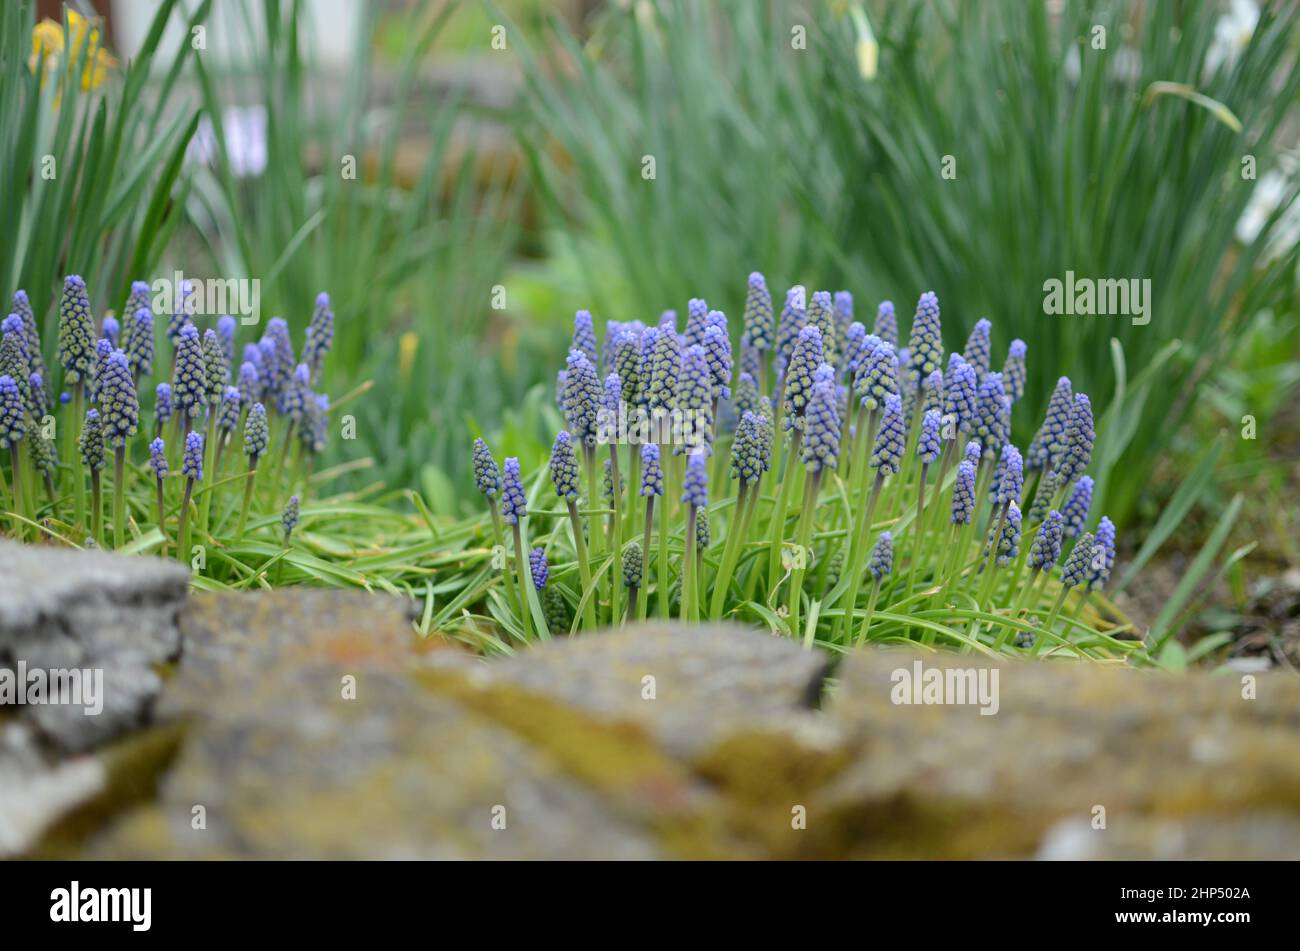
[
  {"left": 1027, "top": 376, "right": 1074, "bottom": 471},
  {"left": 782, "top": 325, "right": 824, "bottom": 430},
  {"left": 1061, "top": 531, "right": 1096, "bottom": 589},
  {"left": 473, "top": 437, "right": 501, "bottom": 499},
  {"left": 1056, "top": 393, "right": 1094, "bottom": 486},
  {"left": 963, "top": 318, "right": 992, "bottom": 378},
  {"left": 0, "top": 375, "right": 26, "bottom": 449},
  {"left": 550, "top": 430, "right": 581, "bottom": 501},
  {"left": 801, "top": 364, "right": 841, "bottom": 473},
  {"left": 99, "top": 350, "right": 139, "bottom": 449},
  {"left": 682, "top": 448, "right": 709, "bottom": 507},
  {"left": 501, "top": 457, "right": 527, "bottom": 525},
  {"left": 1090, "top": 516, "right": 1116, "bottom": 588},
  {"left": 149, "top": 436, "right": 168, "bottom": 479},
  {"left": 1003, "top": 339, "right": 1027, "bottom": 402},
  {"left": 854, "top": 338, "right": 898, "bottom": 412},
  {"left": 1062, "top": 475, "right": 1094, "bottom": 538},
  {"left": 1029, "top": 509, "right": 1064, "bottom": 570},
  {"left": 529, "top": 547, "right": 549, "bottom": 590},
  {"left": 182, "top": 430, "right": 205, "bottom": 481},
  {"left": 243, "top": 402, "right": 269, "bottom": 460},
  {"left": 743, "top": 272, "right": 774, "bottom": 352},
  {"left": 640, "top": 442, "right": 664, "bottom": 497},
  {"left": 173, "top": 323, "right": 207, "bottom": 420},
  {"left": 126, "top": 309, "right": 154, "bottom": 378},
  {"left": 918, "top": 409, "right": 942, "bottom": 463},
  {"left": 870, "top": 393, "right": 906, "bottom": 475},
  {"left": 951, "top": 459, "right": 977, "bottom": 524},
  {"left": 869, "top": 531, "right": 893, "bottom": 580},
  {"left": 57, "top": 275, "right": 96, "bottom": 384},
  {"left": 873, "top": 300, "right": 897, "bottom": 348}
]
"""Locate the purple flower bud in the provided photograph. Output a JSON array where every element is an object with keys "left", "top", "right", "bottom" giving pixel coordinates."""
[
  {"left": 529, "top": 547, "right": 549, "bottom": 590},
  {"left": 854, "top": 338, "right": 898, "bottom": 411},
  {"left": 79, "top": 408, "right": 105, "bottom": 471},
  {"left": 964, "top": 441, "right": 982, "bottom": 468},
  {"left": 0, "top": 375, "right": 26, "bottom": 448},
  {"left": 154, "top": 382, "right": 173, "bottom": 426},
  {"left": 57, "top": 275, "right": 96, "bottom": 383},
  {"left": 126, "top": 308, "right": 154, "bottom": 378},
  {"left": 101, "top": 315, "right": 120, "bottom": 346},
  {"left": 262, "top": 317, "right": 295, "bottom": 400},
  {"left": 963, "top": 318, "right": 992, "bottom": 378},
  {"left": 167, "top": 279, "right": 194, "bottom": 341},
  {"left": 173, "top": 323, "right": 207, "bottom": 418},
  {"left": 1062, "top": 475, "right": 1093, "bottom": 538},
  {"left": 622, "top": 540, "right": 643, "bottom": 588},
  {"left": 1029, "top": 510, "right": 1064, "bottom": 571},
  {"left": 549, "top": 430, "right": 581, "bottom": 501},
  {"left": 918, "top": 409, "right": 942, "bottom": 463},
  {"left": 775, "top": 286, "right": 806, "bottom": 375},
  {"left": 613, "top": 328, "right": 641, "bottom": 403},
  {"left": 783, "top": 324, "right": 824, "bottom": 430},
  {"left": 906, "top": 291, "right": 943, "bottom": 384},
  {"left": 303, "top": 293, "right": 334, "bottom": 381},
  {"left": 501, "top": 457, "right": 527, "bottom": 525},
  {"left": 676, "top": 344, "right": 713, "bottom": 454},
  {"left": 743, "top": 272, "right": 774, "bottom": 351},
  {"left": 807, "top": 290, "right": 837, "bottom": 367},
  {"left": 682, "top": 448, "right": 708, "bottom": 507},
  {"left": 951, "top": 459, "right": 977, "bottom": 524},
  {"left": 27, "top": 371, "right": 48, "bottom": 419},
  {"left": 1061, "top": 531, "right": 1096, "bottom": 588},
  {"left": 99, "top": 350, "right": 139, "bottom": 448},
  {"left": 203, "top": 328, "right": 230, "bottom": 402},
  {"left": 973, "top": 371, "right": 1009, "bottom": 458},
  {"left": 238, "top": 359, "right": 261, "bottom": 406},
  {"left": 1056, "top": 393, "right": 1094, "bottom": 486},
  {"left": 564, "top": 349, "right": 602, "bottom": 447},
  {"left": 149, "top": 437, "right": 168, "bottom": 479},
  {"left": 869, "top": 531, "right": 893, "bottom": 580},
  {"left": 182, "top": 430, "right": 205, "bottom": 481},
  {"left": 733, "top": 371, "right": 759, "bottom": 420},
  {"left": 702, "top": 317, "right": 732, "bottom": 401},
  {"left": 282, "top": 494, "right": 300, "bottom": 541},
  {"left": 983, "top": 500, "right": 1021, "bottom": 566},
  {"left": 873, "top": 300, "right": 897, "bottom": 348},
  {"left": 640, "top": 442, "right": 664, "bottom": 497},
  {"left": 1090, "top": 516, "right": 1116, "bottom": 588},
  {"left": 278, "top": 362, "right": 310, "bottom": 420},
  {"left": 944, "top": 354, "right": 977, "bottom": 434},
  {"left": 843, "top": 322, "right": 869, "bottom": 379},
  {"left": 739, "top": 333, "right": 761, "bottom": 381},
  {"left": 923, "top": 368, "right": 944, "bottom": 415},
  {"left": 243, "top": 402, "right": 269, "bottom": 459},
  {"left": 731, "top": 410, "right": 769, "bottom": 484},
  {"left": 833, "top": 290, "right": 854, "bottom": 342},
  {"left": 685, "top": 298, "right": 710, "bottom": 350},
  {"left": 472, "top": 437, "right": 501, "bottom": 498},
  {"left": 801, "top": 364, "right": 840, "bottom": 472},
  {"left": 992, "top": 443, "right": 1024, "bottom": 507},
  {"left": 572, "top": 310, "right": 598, "bottom": 368},
  {"left": 217, "top": 314, "right": 237, "bottom": 362},
  {"left": 646, "top": 327, "right": 681, "bottom": 414},
  {"left": 1003, "top": 339, "right": 1027, "bottom": 402},
  {"left": 1027, "top": 377, "right": 1073, "bottom": 471},
  {"left": 11, "top": 289, "right": 45, "bottom": 378},
  {"left": 870, "top": 393, "right": 906, "bottom": 474},
  {"left": 218, "top": 385, "right": 241, "bottom": 434}
]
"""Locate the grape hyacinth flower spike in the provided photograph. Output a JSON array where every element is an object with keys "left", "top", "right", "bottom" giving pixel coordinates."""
[
  {"left": 501, "top": 457, "right": 537, "bottom": 639},
  {"left": 234, "top": 402, "right": 268, "bottom": 539},
  {"left": 1003, "top": 339, "right": 1027, "bottom": 402},
  {"left": 11, "top": 289, "right": 45, "bottom": 378},
  {"left": 1061, "top": 475, "right": 1093, "bottom": 538},
  {"left": 857, "top": 531, "right": 894, "bottom": 645},
  {"left": 172, "top": 323, "right": 206, "bottom": 432},
  {"left": 873, "top": 300, "right": 897, "bottom": 348},
  {"left": 281, "top": 494, "right": 300, "bottom": 545},
  {"left": 303, "top": 292, "right": 334, "bottom": 382},
  {"left": 681, "top": 449, "right": 709, "bottom": 622},
  {"left": 79, "top": 407, "right": 106, "bottom": 545},
  {"left": 963, "top": 318, "right": 992, "bottom": 379},
  {"left": 126, "top": 308, "right": 154, "bottom": 384},
  {"left": 0, "top": 375, "right": 26, "bottom": 534},
  {"left": 742, "top": 272, "right": 773, "bottom": 390},
  {"left": 101, "top": 315, "right": 120, "bottom": 347},
  {"left": 1036, "top": 530, "right": 1097, "bottom": 654},
  {"left": 99, "top": 350, "right": 140, "bottom": 547},
  {"left": 149, "top": 437, "right": 168, "bottom": 555}
]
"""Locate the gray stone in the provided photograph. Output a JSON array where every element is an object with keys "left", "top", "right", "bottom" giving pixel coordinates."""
[
  {"left": 487, "top": 622, "right": 833, "bottom": 756},
  {"left": 0, "top": 541, "right": 189, "bottom": 753}
]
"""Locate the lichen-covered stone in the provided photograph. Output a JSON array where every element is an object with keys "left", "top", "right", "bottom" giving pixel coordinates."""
[{"left": 487, "top": 622, "right": 832, "bottom": 756}]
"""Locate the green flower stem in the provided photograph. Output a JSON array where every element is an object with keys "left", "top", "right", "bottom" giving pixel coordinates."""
[
  {"left": 976, "top": 501, "right": 1009, "bottom": 607},
  {"left": 112, "top": 446, "right": 127, "bottom": 549},
  {"left": 856, "top": 577, "right": 882, "bottom": 646},
  {"left": 1000, "top": 534, "right": 1033, "bottom": 605},
  {"left": 199, "top": 413, "right": 217, "bottom": 533},
  {"left": 6, "top": 444, "right": 23, "bottom": 539},
  {"left": 638, "top": 495, "right": 655, "bottom": 622},
  {"left": 89, "top": 470, "right": 103, "bottom": 547},
  {"left": 683, "top": 505, "right": 699, "bottom": 623},
  {"left": 940, "top": 518, "right": 977, "bottom": 605},
  {"left": 234, "top": 455, "right": 259, "bottom": 540},
  {"left": 155, "top": 475, "right": 167, "bottom": 558},
  {"left": 624, "top": 444, "right": 640, "bottom": 541},
  {"left": 786, "top": 470, "right": 821, "bottom": 634},
  {"left": 582, "top": 446, "right": 604, "bottom": 608},
  {"left": 607, "top": 444, "right": 623, "bottom": 627},
  {"left": 176, "top": 477, "right": 194, "bottom": 565},
  {"left": 834, "top": 471, "right": 884, "bottom": 641},
  {"left": 488, "top": 497, "right": 524, "bottom": 626},
  {"left": 709, "top": 480, "right": 750, "bottom": 620},
  {"left": 843, "top": 408, "right": 879, "bottom": 565},
  {"left": 1032, "top": 586, "right": 1072, "bottom": 657},
  {"left": 566, "top": 499, "right": 598, "bottom": 630},
  {"left": 70, "top": 382, "right": 85, "bottom": 531},
  {"left": 510, "top": 521, "right": 533, "bottom": 640},
  {"left": 905, "top": 462, "right": 929, "bottom": 600},
  {"left": 765, "top": 430, "right": 802, "bottom": 593},
  {"left": 657, "top": 444, "right": 673, "bottom": 618}
]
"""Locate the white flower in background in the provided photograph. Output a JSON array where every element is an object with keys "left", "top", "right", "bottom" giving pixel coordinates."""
[
  {"left": 1206, "top": 0, "right": 1260, "bottom": 74},
  {"left": 1236, "top": 156, "right": 1300, "bottom": 264},
  {"left": 848, "top": 3, "right": 878, "bottom": 81},
  {"left": 187, "top": 105, "right": 268, "bottom": 179}
]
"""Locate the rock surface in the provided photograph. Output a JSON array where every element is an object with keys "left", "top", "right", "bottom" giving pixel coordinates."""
[{"left": 5, "top": 543, "right": 1300, "bottom": 859}]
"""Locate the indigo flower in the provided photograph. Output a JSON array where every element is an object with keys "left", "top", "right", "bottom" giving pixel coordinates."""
[
  {"left": 262, "top": 318, "right": 295, "bottom": 400},
  {"left": 243, "top": 341, "right": 263, "bottom": 370},
  {"left": 613, "top": 328, "right": 641, "bottom": 403},
  {"left": 0, "top": 315, "right": 30, "bottom": 389},
  {"left": 963, "top": 318, "right": 992, "bottom": 378},
  {"left": 677, "top": 344, "right": 713, "bottom": 453},
  {"left": 733, "top": 371, "right": 759, "bottom": 420},
  {"left": 217, "top": 314, "right": 237, "bottom": 364},
  {"left": 951, "top": 459, "right": 977, "bottom": 524},
  {"left": 149, "top": 437, "right": 168, "bottom": 479},
  {"left": 473, "top": 437, "right": 501, "bottom": 498},
  {"left": 571, "top": 310, "right": 598, "bottom": 369},
  {"left": 278, "top": 362, "right": 310, "bottom": 420},
  {"left": 703, "top": 317, "right": 732, "bottom": 401},
  {"left": 646, "top": 328, "right": 681, "bottom": 414},
  {"left": 640, "top": 442, "right": 664, "bottom": 497},
  {"left": 126, "top": 309, "right": 154, "bottom": 378},
  {"left": 88, "top": 338, "right": 113, "bottom": 402},
  {"left": 873, "top": 300, "right": 898, "bottom": 349},
  {"left": 743, "top": 272, "right": 774, "bottom": 351},
  {"left": 218, "top": 386, "right": 241, "bottom": 435},
  {"left": 602, "top": 457, "right": 624, "bottom": 499},
  {"left": 1056, "top": 393, "right": 1094, "bottom": 486},
  {"left": 622, "top": 539, "right": 643, "bottom": 588},
  {"left": 775, "top": 285, "right": 806, "bottom": 374},
  {"left": 282, "top": 495, "right": 300, "bottom": 542},
  {"left": 173, "top": 323, "right": 207, "bottom": 419},
  {"left": 972, "top": 371, "right": 1009, "bottom": 458},
  {"left": 79, "top": 408, "right": 105, "bottom": 471},
  {"left": 834, "top": 290, "right": 854, "bottom": 343},
  {"left": 238, "top": 360, "right": 261, "bottom": 406},
  {"left": 549, "top": 430, "right": 581, "bottom": 501},
  {"left": 555, "top": 369, "right": 567, "bottom": 411},
  {"left": 203, "top": 328, "right": 230, "bottom": 402},
  {"left": 1029, "top": 510, "right": 1064, "bottom": 570},
  {"left": 682, "top": 448, "right": 708, "bottom": 507},
  {"left": 756, "top": 397, "right": 775, "bottom": 461},
  {"left": 696, "top": 507, "right": 710, "bottom": 548},
  {"left": 1090, "top": 516, "right": 1116, "bottom": 588},
  {"left": 57, "top": 275, "right": 96, "bottom": 384},
  {"left": 1003, "top": 339, "right": 1027, "bottom": 402},
  {"left": 731, "top": 411, "right": 767, "bottom": 484},
  {"left": 801, "top": 364, "right": 840, "bottom": 472},
  {"left": 870, "top": 393, "right": 906, "bottom": 474},
  {"left": 782, "top": 325, "right": 824, "bottom": 430},
  {"left": 529, "top": 547, "right": 549, "bottom": 590},
  {"left": 739, "top": 334, "right": 761, "bottom": 382},
  {"left": 923, "top": 369, "right": 944, "bottom": 415},
  {"left": 965, "top": 440, "right": 982, "bottom": 468},
  {"left": 0, "top": 375, "right": 25, "bottom": 448},
  {"left": 27, "top": 371, "right": 48, "bottom": 419},
  {"left": 636, "top": 326, "right": 658, "bottom": 408},
  {"left": 1027, "top": 376, "right": 1073, "bottom": 470},
  {"left": 983, "top": 500, "right": 1021, "bottom": 566},
  {"left": 120, "top": 281, "right": 150, "bottom": 356},
  {"left": 1028, "top": 468, "right": 1061, "bottom": 524},
  {"left": 843, "top": 322, "right": 869, "bottom": 379},
  {"left": 301, "top": 393, "right": 330, "bottom": 454},
  {"left": 807, "top": 290, "right": 837, "bottom": 367},
  {"left": 853, "top": 338, "right": 898, "bottom": 411},
  {"left": 99, "top": 350, "right": 139, "bottom": 448},
  {"left": 658, "top": 310, "right": 677, "bottom": 334},
  {"left": 11, "top": 289, "right": 45, "bottom": 377},
  {"left": 1061, "top": 531, "right": 1096, "bottom": 588},
  {"left": 1062, "top": 475, "right": 1093, "bottom": 538},
  {"left": 906, "top": 291, "right": 943, "bottom": 383},
  {"left": 869, "top": 531, "right": 893, "bottom": 580},
  {"left": 603, "top": 371, "right": 622, "bottom": 428},
  {"left": 154, "top": 382, "right": 173, "bottom": 427},
  {"left": 28, "top": 430, "right": 57, "bottom": 477},
  {"left": 101, "top": 315, "right": 120, "bottom": 346},
  {"left": 303, "top": 292, "right": 334, "bottom": 381},
  {"left": 918, "top": 409, "right": 942, "bottom": 463},
  {"left": 992, "top": 444, "right": 1024, "bottom": 507},
  {"left": 564, "top": 349, "right": 602, "bottom": 447},
  {"left": 182, "top": 430, "right": 205, "bottom": 481},
  {"left": 685, "top": 298, "right": 710, "bottom": 349},
  {"left": 167, "top": 280, "right": 194, "bottom": 341},
  {"left": 501, "top": 457, "right": 526, "bottom": 525},
  {"left": 243, "top": 402, "right": 269, "bottom": 459}
]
